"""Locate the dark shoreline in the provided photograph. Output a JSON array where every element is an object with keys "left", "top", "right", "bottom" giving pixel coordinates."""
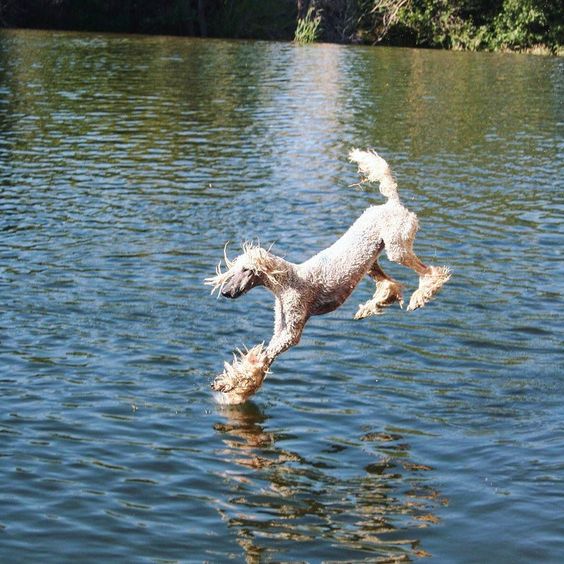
[{"left": 1, "top": 25, "right": 561, "bottom": 57}]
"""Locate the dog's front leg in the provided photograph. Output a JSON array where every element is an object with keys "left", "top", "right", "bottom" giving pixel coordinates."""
[
  {"left": 211, "top": 322, "right": 304, "bottom": 406},
  {"left": 265, "top": 324, "right": 304, "bottom": 364},
  {"left": 266, "top": 301, "right": 307, "bottom": 364},
  {"left": 211, "top": 301, "right": 307, "bottom": 405}
]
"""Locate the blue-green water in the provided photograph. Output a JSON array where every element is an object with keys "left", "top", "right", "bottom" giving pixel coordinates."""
[{"left": 0, "top": 29, "right": 562, "bottom": 562}]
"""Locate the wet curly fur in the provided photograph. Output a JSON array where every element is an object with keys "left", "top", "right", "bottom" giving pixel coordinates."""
[{"left": 205, "top": 149, "right": 451, "bottom": 404}]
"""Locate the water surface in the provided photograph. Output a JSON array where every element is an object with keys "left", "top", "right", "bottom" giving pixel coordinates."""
[{"left": 0, "top": 29, "right": 563, "bottom": 562}]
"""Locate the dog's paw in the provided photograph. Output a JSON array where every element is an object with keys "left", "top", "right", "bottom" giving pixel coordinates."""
[
  {"left": 354, "top": 300, "right": 385, "bottom": 320},
  {"left": 211, "top": 344, "right": 269, "bottom": 404},
  {"left": 211, "top": 372, "right": 235, "bottom": 393},
  {"left": 373, "top": 280, "right": 404, "bottom": 308},
  {"left": 407, "top": 289, "right": 427, "bottom": 311},
  {"left": 407, "top": 267, "right": 451, "bottom": 311}
]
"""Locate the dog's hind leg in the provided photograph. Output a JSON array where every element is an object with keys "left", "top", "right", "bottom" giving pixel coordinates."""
[
  {"left": 354, "top": 260, "right": 404, "bottom": 320},
  {"left": 397, "top": 251, "right": 451, "bottom": 311}
]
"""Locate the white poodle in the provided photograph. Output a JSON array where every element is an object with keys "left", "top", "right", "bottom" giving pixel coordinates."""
[{"left": 206, "top": 149, "right": 451, "bottom": 404}]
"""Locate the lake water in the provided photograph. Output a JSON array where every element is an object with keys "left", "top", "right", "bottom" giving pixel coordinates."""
[{"left": 0, "top": 28, "right": 562, "bottom": 562}]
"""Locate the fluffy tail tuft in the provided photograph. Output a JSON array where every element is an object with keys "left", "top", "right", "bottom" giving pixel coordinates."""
[{"left": 349, "top": 148, "right": 399, "bottom": 202}]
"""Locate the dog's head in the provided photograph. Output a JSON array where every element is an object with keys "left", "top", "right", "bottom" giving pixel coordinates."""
[
  {"left": 218, "top": 257, "right": 264, "bottom": 299},
  {"left": 205, "top": 242, "right": 286, "bottom": 299}
]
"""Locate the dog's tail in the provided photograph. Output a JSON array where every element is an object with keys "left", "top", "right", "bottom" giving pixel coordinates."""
[{"left": 349, "top": 149, "right": 399, "bottom": 202}]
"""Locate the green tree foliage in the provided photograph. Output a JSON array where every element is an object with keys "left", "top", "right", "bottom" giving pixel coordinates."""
[
  {"left": 319, "top": 0, "right": 563, "bottom": 53},
  {"left": 487, "top": 0, "right": 563, "bottom": 52}
]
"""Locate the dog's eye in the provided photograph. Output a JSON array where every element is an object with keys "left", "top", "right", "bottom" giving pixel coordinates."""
[{"left": 242, "top": 267, "right": 249, "bottom": 273}]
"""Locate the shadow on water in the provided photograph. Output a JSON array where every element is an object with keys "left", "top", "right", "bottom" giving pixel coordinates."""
[{"left": 213, "top": 402, "right": 446, "bottom": 561}]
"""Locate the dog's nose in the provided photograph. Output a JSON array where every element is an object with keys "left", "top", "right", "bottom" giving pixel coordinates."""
[{"left": 221, "top": 288, "right": 235, "bottom": 298}]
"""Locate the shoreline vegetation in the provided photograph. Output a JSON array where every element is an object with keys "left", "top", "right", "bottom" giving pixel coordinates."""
[{"left": 0, "top": 1, "right": 561, "bottom": 55}]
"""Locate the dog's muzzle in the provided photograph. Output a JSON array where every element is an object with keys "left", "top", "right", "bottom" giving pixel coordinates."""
[
  {"left": 220, "top": 269, "right": 255, "bottom": 299},
  {"left": 221, "top": 287, "right": 243, "bottom": 299}
]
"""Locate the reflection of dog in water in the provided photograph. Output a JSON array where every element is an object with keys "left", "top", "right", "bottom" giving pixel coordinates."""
[
  {"left": 206, "top": 150, "right": 451, "bottom": 404},
  {"left": 214, "top": 403, "right": 444, "bottom": 559}
]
